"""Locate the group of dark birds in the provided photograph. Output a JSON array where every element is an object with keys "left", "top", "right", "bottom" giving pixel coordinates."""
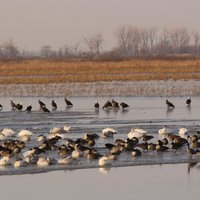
[
  {"left": 7, "top": 98, "right": 74, "bottom": 113},
  {"left": 0, "top": 96, "right": 192, "bottom": 113},
  {"left": 95, "top": 99, "right": 129, "bottom": 111},
  {"left": 0, "top": 98, "right": 129, "bottom": 113},
  {"left": 166, "top": 97, "right": 191, "bottom": 109}
]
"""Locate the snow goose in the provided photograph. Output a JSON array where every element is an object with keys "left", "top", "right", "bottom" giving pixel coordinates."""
[
  {"left": 37, "top": 157, "right": 50, "bottom": 166},
  {"left": 158, "top": 127, "right": 173, "bottom": 135},
  {"left": 128, "top": 128, "right": 147, "bottom": 139},
  {"left": 1, "top": 128, "right": 16, "bottom": 137},
  {"left": 102, "top": 127, "right": 117, "bottom": 138}
]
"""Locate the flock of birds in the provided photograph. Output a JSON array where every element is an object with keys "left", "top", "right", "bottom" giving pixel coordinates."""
[
  {"left": 0, "top": 124, "right": 198, "bottom": 169},
  {"left": 0, "top": 96, "right": 195, "bottom": 170},
  {"left": 0, "top": 98, "right": 130, "bottom": 113},
  {"left": 166, "top": 97, "right": 191, "bottom": 109}
]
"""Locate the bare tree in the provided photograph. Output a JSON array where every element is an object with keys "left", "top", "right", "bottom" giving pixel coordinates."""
[
  {"left": 1, "top": 39, "right": 20, "bottom": 59},
  {"left": 40, "top": 45, "right": 54, "bottom": 58},
  {"left": 148, "top": 27, "right": 157, "bottom": 55},
  {"left": 83, "top": 32, "right": 104, "bottom": 55},
  {"left": 192, "top": 31, "right": 200, "bottom": 55}
]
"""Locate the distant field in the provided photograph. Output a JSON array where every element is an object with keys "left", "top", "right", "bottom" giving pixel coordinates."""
[{"left": 0, "top": 58, "right": 200, "bottom": 84}]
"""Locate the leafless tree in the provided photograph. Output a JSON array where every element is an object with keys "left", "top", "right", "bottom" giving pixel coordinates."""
[
  {"left": 148, "top": 27, "right": 157, "bottom": 55},
  {"left": 83, "top": 32, "right": 104, "bottom": 55},
  {"left": 1, "top": 39, "right": 20, "bottom": 59},
  {"left": 192, "top": 31, "right": 200, "bottom": 55},
  {"left": 40, "top": 45, "right": 54, "bottom": 58}
]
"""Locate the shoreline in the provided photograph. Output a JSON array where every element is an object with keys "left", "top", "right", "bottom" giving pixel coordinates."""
[{"left": 0, "top": 80, "right": 199, "bottom": 97}]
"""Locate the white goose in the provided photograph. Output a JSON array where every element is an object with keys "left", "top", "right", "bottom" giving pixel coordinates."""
[
  {"left": 179, "top": 127, "right": 189, "bottom": 135},
  {"left": 128, "top": 128, "right": 147, "bottom": 139},
  {"left": 49, "top": 125, "right": 71, "bottom": 134},
  {"left": 158, "top": 127, "right": 173, "bottom": 135},
  {"left": 102, "top": 128, "right": 117, "bottom": 138},
  {"left": 1, "top": 128, "right": 16, "bottom": 137},
  {"left": 37, "top": 157, "right": 50, "bottom": 166},
  {"left": 57, "top": 156, "right": 73, "bottom": 165},
  {"left": 18, "top": 129, "right": 33, "bottom": 137}
]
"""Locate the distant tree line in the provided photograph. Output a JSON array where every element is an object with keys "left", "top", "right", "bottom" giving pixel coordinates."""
[{"left": 1, "top": 26, "right": 200, "bottom": 60}]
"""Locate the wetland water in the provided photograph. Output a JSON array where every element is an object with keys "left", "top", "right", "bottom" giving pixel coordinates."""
[
  {"left": 0, "top": 96, "right": 199, "bottom": 175},
  {"left": 0, "top": 96, "right": 200, "bottom": 200}
]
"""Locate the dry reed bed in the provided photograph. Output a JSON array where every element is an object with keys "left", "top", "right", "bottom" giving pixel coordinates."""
[{"left": 0, "top": 59, "right": 199, "bottom": 84}]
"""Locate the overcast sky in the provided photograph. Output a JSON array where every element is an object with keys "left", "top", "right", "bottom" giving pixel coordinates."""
[{"left": 0, "top": 0, "right": 199, "bottom": 51}]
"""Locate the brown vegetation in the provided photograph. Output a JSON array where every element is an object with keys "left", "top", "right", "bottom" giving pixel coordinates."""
[{"left": 0, "top": 58, "right": 199, "bottom": 84}]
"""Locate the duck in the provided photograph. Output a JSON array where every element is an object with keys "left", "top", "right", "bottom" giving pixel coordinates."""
[
  {"left": 120, "top": 102, "right": 129, "bottom": 110},
  {"left": 83, "top": 132, "right": 100, "bottom": 140},
  {"left": 112, "top": 99, "right": 120, "bottom": 109},
  {"left": 132, "top": 148, "right": 142, "bottom": 157},
  {"left": 102, "top": 101, "right": 112, "bottom": 110},
  {"left": 102, "top": 127, "right": 117, "bottom": 138},
  {"left": 141, "top": 134, "right": 154, "bottom": 142},
  {"left": 37, "top": 134, "right": 47, "bottom": 143}
]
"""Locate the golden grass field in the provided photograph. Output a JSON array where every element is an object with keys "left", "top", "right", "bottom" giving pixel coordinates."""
[{"left": 0, "top": 58, "right": 200, "bottom": 84}]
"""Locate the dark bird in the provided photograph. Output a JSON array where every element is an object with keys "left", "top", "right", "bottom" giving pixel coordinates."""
[
  {"left": 15, "top": 103, "right": 23, "bottom": 111},
  {"left": 26, "top": 105, "right": 32, "bottom": 112},
  {"left": 38, "top": 100, "right": 46, "bottom": 108},
  {"left": 186, "top": 97, "right": 191, "bottom": 105},
  {"left": 64, "top": 98, "right": 73, "bottom": 108},
  {"left": 51, "top": 100, "right": 57, "bottom": 110},
  {"left": 112, "top": 99, "right": 120, "bottom": 108},
  {"left": 41, "top": 105, "right": 50, "bottom": 113},
  {"left": 166, "top": 99, "right": 175, "bottom": 108},
  {"left": 94, "top": 101, "right": 100, "bottom": 110},
  {"left": 120, "top": 102, "right": 129, "bottom": 109},
  {"left": 11, "top": 100, "right": 16, "bottom": 110},
  {"left": 102, "top": 101, "right": 112, "bottom": 110}
]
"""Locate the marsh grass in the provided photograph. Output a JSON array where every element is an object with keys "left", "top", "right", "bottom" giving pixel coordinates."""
[{"left": 0, "top": 59, "right": 199, "bottom": 84}]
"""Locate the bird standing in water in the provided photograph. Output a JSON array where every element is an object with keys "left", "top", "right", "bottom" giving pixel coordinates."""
[
  {"left": 166, "top": 99, "right": 175, "bottom": 108},
  {"left": 186, "top": 97, "right": 191, "bottom": 105},
  {"left": 51, "top": 100, "right": 57, "bottom": 111}
]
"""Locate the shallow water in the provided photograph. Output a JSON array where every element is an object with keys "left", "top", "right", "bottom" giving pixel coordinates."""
[
  {"left": 1, "top": 164, "right": 200, "bottom": 200},
  {"left": 0, "top": 96, "right": 200, "bottom": 175}
]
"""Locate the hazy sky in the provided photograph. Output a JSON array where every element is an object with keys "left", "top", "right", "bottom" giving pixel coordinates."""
[{"left": 0, "top": 0, "right": 200, "bottom": 51}]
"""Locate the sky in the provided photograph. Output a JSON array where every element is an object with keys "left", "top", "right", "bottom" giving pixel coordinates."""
[{"left": 0, "top": 0, "right": 200, "bottom": 51}]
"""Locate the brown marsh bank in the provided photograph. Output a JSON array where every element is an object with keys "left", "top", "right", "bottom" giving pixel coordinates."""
[{"left": 0, "top": 59, "right": 200, "bottom": 84}]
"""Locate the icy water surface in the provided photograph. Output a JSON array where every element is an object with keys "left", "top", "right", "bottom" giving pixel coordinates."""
[
  {"left": 0, "top": 96, "right": 200, "bottom": 175},
  {"left": 1, "top": 164, "right": 200, "bottom": 200}
]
